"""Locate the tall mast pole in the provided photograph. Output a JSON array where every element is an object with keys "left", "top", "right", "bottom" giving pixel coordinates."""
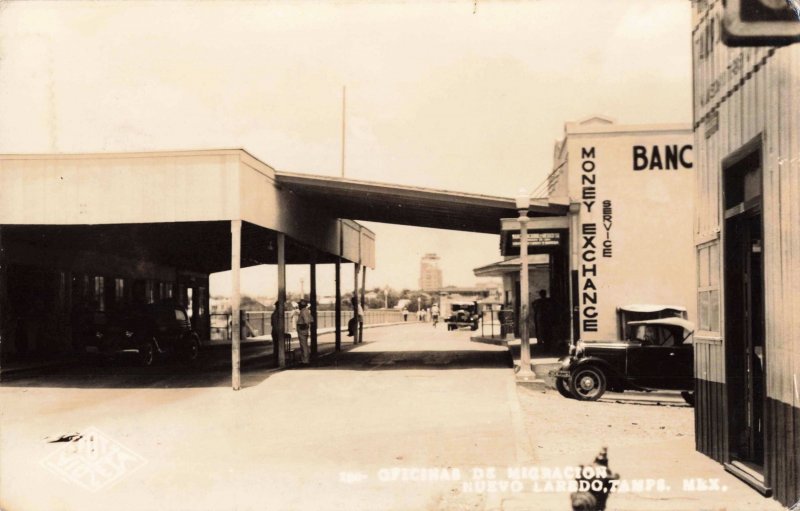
[{"left": 341, "top": 85, "right": 346, "bottom": 178}]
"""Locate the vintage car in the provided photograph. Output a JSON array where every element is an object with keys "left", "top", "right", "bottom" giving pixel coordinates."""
[
  {"left": 83, "top": 302, "right": 200, "bottom": 366},
  {"left": 554, "top": 316, "right": 695, "bottom": 404},
  {"left": 445, "top": 301, "right": 480, "bottom": 331}
]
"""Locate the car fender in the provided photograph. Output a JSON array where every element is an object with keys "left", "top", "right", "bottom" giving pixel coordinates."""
[{"left": 569, "top": 357, "right": 626, "bottom": 385}]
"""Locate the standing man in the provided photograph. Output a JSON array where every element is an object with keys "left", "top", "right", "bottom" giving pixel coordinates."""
[
  {"left": 402, "top": 307, "right": 409, "bottom": 322},
  {"left": 431, "top": 303, "right": 440, "bottom": 327},
  {"left": 296, "top": 299, "right": 313, "bottom": 364}
]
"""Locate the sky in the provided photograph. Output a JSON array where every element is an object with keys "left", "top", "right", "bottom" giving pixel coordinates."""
[{"left": 0, "top": 0, "right": 693, "bottom": 297}]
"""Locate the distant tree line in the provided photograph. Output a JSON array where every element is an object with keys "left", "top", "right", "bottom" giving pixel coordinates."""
[{"left": 212, "top": 288, "right": 438, "bottom": 313}]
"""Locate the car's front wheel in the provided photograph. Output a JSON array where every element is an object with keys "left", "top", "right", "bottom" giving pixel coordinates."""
[
  {"left": 569, "top": 366, "right": 607, "bottom": 401},
  {"left": 555, "top": 377, "right": 574, "bottom": 399}
]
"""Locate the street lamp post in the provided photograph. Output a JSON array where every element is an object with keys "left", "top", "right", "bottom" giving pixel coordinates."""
[{"left": 516, "top": 189, "right": 535, "bottom": 380}]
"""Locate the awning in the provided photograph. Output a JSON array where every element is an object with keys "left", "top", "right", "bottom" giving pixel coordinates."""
[{"left": 473, "top": 255, "right": 550, "bottom": 277}]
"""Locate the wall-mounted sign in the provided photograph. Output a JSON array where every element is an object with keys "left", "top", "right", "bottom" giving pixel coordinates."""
[{"left": 510, "top": 232, "right": 561, "bottom": 247}]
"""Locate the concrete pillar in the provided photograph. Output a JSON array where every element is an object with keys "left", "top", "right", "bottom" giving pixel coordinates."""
[
  {"left": 231, "top": 220, "right": 242, "bottom": 391},
  {"left": 310, "top": 258, "right": 317, "bottom": 362},
  {"left": 353, "top": 263, "right": 360, "bottom": 344},
  {"left": 359, "top": 267, "right": 366, "bottom": 343},
  {"left": 276, "top": 233, "right": 286, "bottom": 368},
  {"left": 335, "top": 258, "right": 341, "bottom": 351}
]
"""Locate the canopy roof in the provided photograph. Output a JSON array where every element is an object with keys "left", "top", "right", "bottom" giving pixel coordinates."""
[{"left": 276, "top": 171, "right": 566, "bottom": 234}]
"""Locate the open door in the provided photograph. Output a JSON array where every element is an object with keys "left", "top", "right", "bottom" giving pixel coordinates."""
[{"left": 723, "top": 140, "right": 768, "bottom": 492}]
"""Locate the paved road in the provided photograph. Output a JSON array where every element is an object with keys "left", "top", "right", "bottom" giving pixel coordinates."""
[{"left": 0, "top": 323, "right": 521, "bottom": 511}]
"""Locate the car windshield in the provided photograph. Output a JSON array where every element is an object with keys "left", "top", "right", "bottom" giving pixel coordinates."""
[{"left": 631, "top": 325, "right": 680, "bottom": 347}]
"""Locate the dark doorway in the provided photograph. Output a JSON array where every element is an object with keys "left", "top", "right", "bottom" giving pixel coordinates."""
[{"left": 723, "top": 140, "right": 766, "bottom": 472}]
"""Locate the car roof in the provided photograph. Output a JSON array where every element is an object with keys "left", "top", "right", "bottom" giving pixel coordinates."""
[
  {"left": 618, "top": 304, "right": 687, "bottom": 313},
  {"left": 627, "top": 317, "right": 695, "bottom": 332}
]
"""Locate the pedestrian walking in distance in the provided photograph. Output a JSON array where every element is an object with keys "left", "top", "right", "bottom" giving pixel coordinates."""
[
  {"left": 431, "top": 303, "right": 440, "bottom": 327},
  {"left": 296, "top": 299, "right": 313, "bottom": 364},
  {"left": 402, "top": 307, "right": 409, "bottom": 322}
]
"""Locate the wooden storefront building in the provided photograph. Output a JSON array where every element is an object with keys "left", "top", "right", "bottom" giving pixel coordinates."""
[{"left": 692, "top": 1, "right": 800, "bottom": 505}]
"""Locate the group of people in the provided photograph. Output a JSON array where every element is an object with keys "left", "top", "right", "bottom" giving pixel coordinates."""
[
  {"left": 400, "top": 304, "right": 440, "bottom": 325},
  {"left": 270, "top": 299, "right": 314, "bottom": 365},
  {"left": 270, "top": 297, "right": 364, "bottom": 365}
]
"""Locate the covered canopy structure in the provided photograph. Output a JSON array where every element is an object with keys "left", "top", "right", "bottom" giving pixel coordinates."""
[{"left": 0, "top": 149, "right": 568, "bottom": 389}]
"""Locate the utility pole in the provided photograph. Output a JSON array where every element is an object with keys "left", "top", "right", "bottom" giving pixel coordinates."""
[{"left": 341, "top": 85, "right": 346, "bottom": 178}]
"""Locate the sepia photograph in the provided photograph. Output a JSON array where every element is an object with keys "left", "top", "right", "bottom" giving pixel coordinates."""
[{"left": 0, "top": 1, "right": 798, "bottom": 510}]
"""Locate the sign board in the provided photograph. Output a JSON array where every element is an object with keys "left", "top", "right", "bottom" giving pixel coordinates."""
[
  {"left": 510, "top": 232, "right": 561, "bottom": 248},
  {"left": 501, "top": 229, "right": 567, "bottom": 256},
  {"left": 722, "top": 0, "right": 800, "bottom": 46},
  {"left": 499, "top": 217, "right": 569, "bottom": 256}
]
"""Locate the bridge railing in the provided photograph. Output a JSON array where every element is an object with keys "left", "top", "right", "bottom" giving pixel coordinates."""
[{"left": 210, "top": 308, "right": 410, "bottom": 341}]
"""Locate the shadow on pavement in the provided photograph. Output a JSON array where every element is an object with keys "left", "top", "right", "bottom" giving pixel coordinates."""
[
  {"left": 311, "top": 349, "right": 513, "bottom": 370},
  {"left": 506, "top": 343, "right": 568, "bottom": 360},
  {"left": 0, "top": 344, "right": 278, "bottom": 389}
]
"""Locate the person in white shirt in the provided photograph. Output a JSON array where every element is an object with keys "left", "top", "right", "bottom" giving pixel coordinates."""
[{"left": 296, "top": 299, "right": 313, "bottom": 364}]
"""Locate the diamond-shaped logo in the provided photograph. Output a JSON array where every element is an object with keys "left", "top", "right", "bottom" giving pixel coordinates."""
[{"left": 41, "top": 427, "right": 147, "bottom": 492}]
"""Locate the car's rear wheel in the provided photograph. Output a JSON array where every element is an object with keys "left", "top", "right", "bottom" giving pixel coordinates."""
[
  {"left": 139, "top": 339, "right": 156, "bottom": 367},
  {"left": 185, "top": 336, "right": 200, "bottom": 364},
  {"left": 555, "top": 377, "right": 574, "bottom": 399},
  {"left": 569, "top": 366, "right": 607, "bottom": 401}
]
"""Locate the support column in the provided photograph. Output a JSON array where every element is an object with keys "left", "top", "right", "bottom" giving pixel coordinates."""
[
  {"left": 310, "top": 258, "right": 318, "bottom": 362},
  {"left": 334, "top": 258, "right": 342, "bottom": 351},
  {"left": 231, "top": 220, "right": 242, "bottom": 391},
  {"left": 276, "top": 233, "right": 287, "bottom": 368},
  {"left": 359, "top": 266, "right": 366, "bottom": 344},
  {"left": 353, "top": 263, "right": 360, "bottom": 344},
  {"left": 0, "top": 227, "right": 7, "bottom": 360},
  {"left": 518, "top": 213, "right": 535, "bottom": 380}
]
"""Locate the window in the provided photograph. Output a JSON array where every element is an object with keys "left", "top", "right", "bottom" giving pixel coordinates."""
[
  {"left": 115, "top": 278, "right": 125, "bottom": 306},
  {"left": 145, "top": 280, "right": 155, "bottom": 304},
  {"left": 187, "top": 287, "right": 194, "bottom": 318},
  {"left": 697, "top": 241, "right": 720, "bottom": 332},
  {"left": 175, "top": 309, "right": 187, "bottom": 322},
  {"left": 93, "top": 276, "right": 105, "bottom": 312},
  {"left": 197, "top": 287, "right": 206, "bottom": 316}
]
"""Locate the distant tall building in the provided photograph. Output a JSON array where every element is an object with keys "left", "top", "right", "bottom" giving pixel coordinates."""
[{"left": 419, "top": 253, "right": 443, "bottom": 291}]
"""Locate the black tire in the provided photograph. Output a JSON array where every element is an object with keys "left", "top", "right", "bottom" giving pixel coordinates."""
[
  {"left": 139, "top": 339, "right": 156, "bottom": 367},
  {"left": 555, "top": 377, "right": 574, "bottom": 399},
  {"left": 569, "top": 366, "right": 607, "bottom": 401},
  {"left": 185, "top": 336, "right": 200, "bottom": 365},
  {"left": 681, "top": 391, "right": 695, "bottom": 407}
]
